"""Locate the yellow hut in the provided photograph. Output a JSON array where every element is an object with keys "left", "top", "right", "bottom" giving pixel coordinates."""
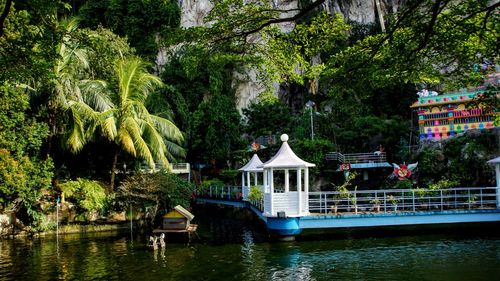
[{"left": 161, "top": 205, "right": 194, "bottom": 230}]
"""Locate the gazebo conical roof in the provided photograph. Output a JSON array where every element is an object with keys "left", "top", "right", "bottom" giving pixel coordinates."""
[
  {"left": 487, "top": 156, "right": 500, "bottom": 164},
  {"left": 260, "top": 134, "right": 315, "bottom": 169},
  {"left": 239, "top": 154, "right": 264, "bottom": 172}
]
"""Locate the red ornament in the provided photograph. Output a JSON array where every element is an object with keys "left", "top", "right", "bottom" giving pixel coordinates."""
[
  {"left": 340, "top": 163, "right": 351, "bottom": 171},
  {"left": 393, "top": 164, "right": 411, "bottom": 180}
]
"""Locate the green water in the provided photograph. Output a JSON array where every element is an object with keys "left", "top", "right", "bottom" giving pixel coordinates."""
[{"left": 1, "top": 226, "right": 500, "bottom": 281}]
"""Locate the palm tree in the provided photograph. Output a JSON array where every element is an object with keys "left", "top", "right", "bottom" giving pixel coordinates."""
[
  {"left": 46, "top": 18, "right": 90, "bottom": 157},
  {"left": 67, "top": 57, "right": 185, "bottom": 189}
]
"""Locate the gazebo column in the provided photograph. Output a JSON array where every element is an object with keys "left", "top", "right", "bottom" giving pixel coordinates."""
[
  {"left": 304, "top": 168, "right": 309, "bottom": 214},
  {"left": 263, "top": 170, "right": 268, "bottom": 192},
  {"left": 254, "top": 172, "right": 258, "bottom": 186},
  {"left": 241, "top": 172, "right": 246, "bottom": 199},
  {"left": 247, "top": 172, "right": 251, "bottom": 189},
  {"left": 270, "top": 168, "right": 274, "bottom": 216},
  {"left": 297, "top": 168, "right": 302, "bottom": 215},
  {"left": 495, "top": 163, "right": 500, "bottom": 209},
  {"left": 285, "top": 169, "right": 289, "bottom": 192}
]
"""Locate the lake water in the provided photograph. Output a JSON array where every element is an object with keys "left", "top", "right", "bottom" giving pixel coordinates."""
[{"left": 1, "top": 208, "right": 500, "bottom": 281}]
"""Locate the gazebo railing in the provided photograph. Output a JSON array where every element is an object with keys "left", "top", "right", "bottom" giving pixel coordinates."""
[
  {"left": 195, "top": 185, "right": 243, "bottom": 200},
  {"left": 309, "top": 187, "right": 498, "bottom": 214}
]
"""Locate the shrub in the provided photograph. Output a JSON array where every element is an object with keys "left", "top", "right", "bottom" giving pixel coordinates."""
[
  {"left": 247, "top": 186, "right": 263, "bottom": 202},
  {"left": 117, "top": 172, "right": 195, "bottom": 220},
  {"left": 59, "top": 178, "right": 107, "bottom": 212}
]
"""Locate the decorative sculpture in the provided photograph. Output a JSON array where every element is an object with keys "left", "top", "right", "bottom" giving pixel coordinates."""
[
  {"left": 417, "top": 89, "right": 439, "bottom": 97},
  {"left": 159, "top": 233, "right": 166, "bottom": 248},
  {"left": 149, "top": 236, "right": 158, "bottom": 250},
  {"left": 392, "top": 162, "right": 418, "bottom": 180}
]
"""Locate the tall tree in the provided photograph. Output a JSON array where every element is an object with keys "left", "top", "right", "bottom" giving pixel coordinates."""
[
  {"left": 45, "top": 18, "right": 91, "bottom": 157},
  {"left": 66, "top": 57, "right": 185, "bottom": 189}
]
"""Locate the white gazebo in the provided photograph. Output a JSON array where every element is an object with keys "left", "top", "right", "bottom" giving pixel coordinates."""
[
  {"left": 239, "top": 154, "right": 264, "bottom": 200},
  {"left": 487, "top": 156, "right": 500, "bottom": 208},
  {"left": 260, "top": 134, "right": 315, "bottom": 217}
]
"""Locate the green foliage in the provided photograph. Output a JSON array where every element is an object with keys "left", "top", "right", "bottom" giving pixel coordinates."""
[
  {"left": 0, "top": 83, "right": 54, "bottom": 226},
  {"left": 199, "top": 179, "right": 225, "bottom": 192},
  {"left": 242, "top": 93, "right": 292, "bottom": 137},
  {"left": 416, "top": 131, "right": 498, "bottom": 187},
  {"left": 325, "top": 0, "right": 498, "bottom": 92},
  {"left": 264, "top": 12, "right": 349, "bottom": 87},
  {"left": 219, "top": 169, "right": 239, "bottom": 185},
  {"left": 318, "top": 114, "right": 410, "bottom": 156},
  {"left": 291, "top": 139, "right": 335, "bottom": 175},
  {"left": 0, "top": 0, "right": 64, "bottom": 83},
  {"left": 415, "top": 146, "right": 448, "bottom": 187},
  {"left": 78, "top": 27, "right": 135, "bottom": 83},
  {"left": 387, "top": 195, "right": 399, "bottom": 206},
  {"left": 78, "top": 0, "right": 180, "bottom": 61},
  {"left": 59, "top": 178, "right": 107, "bottom": 212},
  {"left": 117, "top": 172, "right": 194, "bottom": 217},
  {"left": 247, "top": 185, "right": 263, "bottom": 202},
  {"left": 65, "top": 57, "right": 185, "bottom": 189},
  {"left": 393, "top": 180, "right": 414, "bottom": 190},
  {"left": 429, "top": 179, "right": 460, "bottom": 190},
  {"left": 191, "top": 95, "right": 244, "bottom": 164}
]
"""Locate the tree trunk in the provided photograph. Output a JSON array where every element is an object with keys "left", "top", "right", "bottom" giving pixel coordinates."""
[
  {"left": 0, "top": 0, "right": 12, "bottom": 37},
  {"left": 45, "top": 101, "right": 57, "bottom": 159},
  {"left": 375, "top": 0, "right": 386, "bottom": 32},
  {"left": 110, "top": 148, "right": 119, "bottom": 191}
]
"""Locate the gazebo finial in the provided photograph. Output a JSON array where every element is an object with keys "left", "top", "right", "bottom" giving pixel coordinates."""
[{"left": 281, "top": 134, "right": 289, "bottom": 142}]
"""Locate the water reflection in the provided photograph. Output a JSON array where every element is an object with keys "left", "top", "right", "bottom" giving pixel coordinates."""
[{"left": 1, "top": 226, "right": 500, "bottom": 281}]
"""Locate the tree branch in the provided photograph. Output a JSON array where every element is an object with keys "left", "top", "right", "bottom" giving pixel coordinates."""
[
  {"left": 0, "top": 0, "right": 12, "bottom": 37},
  {"left": 414, "top": 0, "right": 451, "bottom": 54},
  {"left": 212, "top": 0, "right": 327, "bottom": 43}
]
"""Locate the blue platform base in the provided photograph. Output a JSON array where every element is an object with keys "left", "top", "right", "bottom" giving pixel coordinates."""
[
  {"left": 195, "top": 198, "right": 500, "bottom": 238},
  {"left": 266, "top": 217, "right": 302, "bottom": 236}
]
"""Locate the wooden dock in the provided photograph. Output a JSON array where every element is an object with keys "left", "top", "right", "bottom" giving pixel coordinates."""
[{"left": 152, "top": 224, "right": 198, "bottom": 234}]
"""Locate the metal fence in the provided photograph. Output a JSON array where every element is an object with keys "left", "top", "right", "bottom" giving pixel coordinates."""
[
  {"left": 196, "top": 185, "right": 499, "bottom": 215},
  {"left": 325, "top": 152, "right": 387, "bottom": 164},
  {"left": 195, "top": 185, "right": 243, "bottom": 201},
  {"left": 309, "top": 187, "right": 499, "bottom": 214}
]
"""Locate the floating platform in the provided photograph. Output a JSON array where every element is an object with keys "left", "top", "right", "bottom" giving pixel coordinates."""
[{"left": 152, "top": 224, "right": 198, "bottom": 234}]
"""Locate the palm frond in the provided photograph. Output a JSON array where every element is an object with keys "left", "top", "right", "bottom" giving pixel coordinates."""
[
  {"left": 150, "top": 115, "right": 184, "bottom": 143},
  {"left": 140, "top": 121, "right": 168, "bottom": 159},
  {"left": 100, "top": 113, "right": 118, "bottom": 141},
  {"left": 65, "top": 106, "right": 87, "bottom": 153},
  {"left": 118, "top": 126, "right": 137, "bottom": 157},
  {"left": 80, "top": 79, "right": 113, "bottom": 111},
  {"left": 123, "top": 117, "right": 154, "bottom": 167},
  {"left": 164, "top": 139, "right": 186, "bottom": 160}
]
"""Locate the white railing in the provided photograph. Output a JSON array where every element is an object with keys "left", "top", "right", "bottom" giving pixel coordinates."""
[
  {"left": 195, "top": 185, "right": 243, "bottom": 201},
  {"left": 140, "top": 162, "right": 190, "bottom": 174},
  {"left": 170, "top": 163, "right": 190, "bottom": 174},
  {"left": 196, "top": 185, "right": 499, "bottom": 216},
  {"left": 309, "top": 187, "right": 499, "bottom": 214},
  {"left": 325, "top": 152, "right": 387, "bottom": 164}
]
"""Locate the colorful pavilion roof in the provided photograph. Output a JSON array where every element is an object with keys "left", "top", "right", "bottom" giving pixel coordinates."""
[{"left": 410, "top": 91, "right": 484, "bottom": 108}]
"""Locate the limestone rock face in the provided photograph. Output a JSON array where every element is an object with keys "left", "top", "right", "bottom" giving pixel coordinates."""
[
  {"left": 179, "top": 0, "right": 214, "bottom": 28},
  {"left": 179, "top": 0, "right": 404, "bottom": 28},
  {"left": 174, "top": 0, "right": 404, "bottom": 110}
]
